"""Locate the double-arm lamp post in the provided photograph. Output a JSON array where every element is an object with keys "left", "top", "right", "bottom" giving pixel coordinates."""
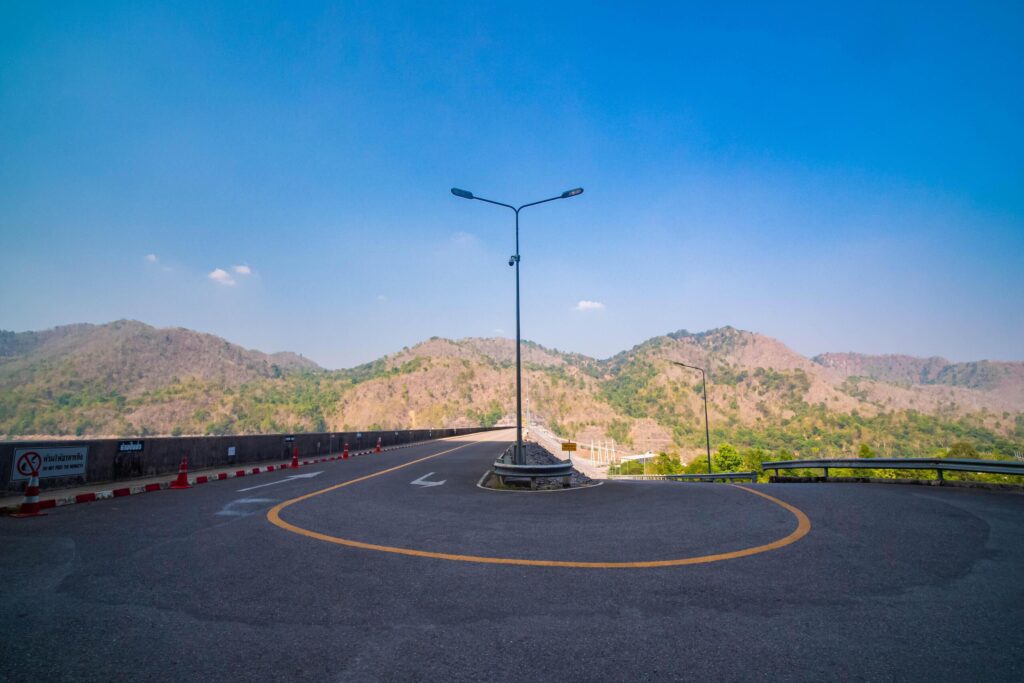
[
  {"left": 451, "top": 186, "right": 584, "bottom": 464},
  {"left": 671, "top": 361, "right": 712, "bottom": 474}
]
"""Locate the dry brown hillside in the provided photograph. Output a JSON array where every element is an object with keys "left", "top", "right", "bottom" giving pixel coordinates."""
[
  {"left": 1, "top": 321, "right": 1021, "bottom": 461},
  {"left": 0, "top": 320, "right": 319, "bottom": 397}
]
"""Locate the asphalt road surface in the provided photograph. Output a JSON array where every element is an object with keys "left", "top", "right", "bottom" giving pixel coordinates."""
[{"left": 2, "top": 429, "right": 1022, "bottom": 681}]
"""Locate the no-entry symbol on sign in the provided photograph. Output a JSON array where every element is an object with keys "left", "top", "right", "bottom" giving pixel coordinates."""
[
  {"left": 11, "top": 446, "right": 89, "bottom": 481},
  {"left": 16, "top": 451, "right": 42, "bottom": 477}
]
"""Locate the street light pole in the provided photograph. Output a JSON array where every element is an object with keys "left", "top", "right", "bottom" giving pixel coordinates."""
[
  {"left": 451, "top": 186, "right": 583, "bottom": 465},
  {"left": 514, "top": 206, "right": 522, "bottom": 463},
  {"left": 672, "top": 361, "right": 712, "bottom": 474}
]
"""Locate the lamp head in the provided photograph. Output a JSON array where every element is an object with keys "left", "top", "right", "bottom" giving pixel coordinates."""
[
  {"left": 451, "top": 188, "right": 474, "bottom": 200},
  {"left": 561, "top": 187, "right": 584, "bottom": 198}
]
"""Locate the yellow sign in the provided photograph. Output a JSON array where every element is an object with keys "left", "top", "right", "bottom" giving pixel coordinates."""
[{"left": 561, "top": 442, "right": 577, "bottom": 452}]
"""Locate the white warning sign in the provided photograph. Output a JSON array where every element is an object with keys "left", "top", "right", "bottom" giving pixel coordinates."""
[{"left": 12, "top": 446, "right": 89, "bottom": 481}]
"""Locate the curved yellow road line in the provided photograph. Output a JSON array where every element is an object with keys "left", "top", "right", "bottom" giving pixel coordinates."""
[{"left": 267, "top": 442, "right": 811, "bottom": 568}]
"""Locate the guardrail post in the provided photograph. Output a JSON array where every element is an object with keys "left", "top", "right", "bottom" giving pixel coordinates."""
[
  {"left": 936, "top": 468, "right": 944, "bottom": 485},
  {"left": 823, "top": 467, "right": 829, "bottom": 480}
]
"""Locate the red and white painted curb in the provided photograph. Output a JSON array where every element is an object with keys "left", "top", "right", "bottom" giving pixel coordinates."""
[{"left": 3, "top": 443, "right": 421, "bottom": 514}]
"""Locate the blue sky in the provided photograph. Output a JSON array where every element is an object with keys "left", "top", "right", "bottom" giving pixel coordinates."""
[{"left": 1, "top": 2, "right": 1021, "bottom": 368}]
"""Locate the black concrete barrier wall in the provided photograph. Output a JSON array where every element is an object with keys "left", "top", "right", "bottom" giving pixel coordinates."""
[{"left": 0, "top": 427, "right": 502, "bottom": 493}]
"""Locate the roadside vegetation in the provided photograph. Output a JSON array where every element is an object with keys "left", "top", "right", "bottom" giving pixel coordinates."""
[{"left": 608, "top": 441, "right": 1023, "bottom": 485}]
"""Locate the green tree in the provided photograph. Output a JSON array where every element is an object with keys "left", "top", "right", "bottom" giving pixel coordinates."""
[
  {"left": 683, "top": 455, "right": 710, "bottom": 474},
  {"left": 741, "top": 447, "right": 769, "bottom": 475},
  {"left": 713, "top": 443, "right": 743, "bottom": 472},
  {"left": 651, "top": 452, "right": 684, "bottom": 475},
  {"left": 858, "top": 444, "right": 876, "bottom": 459}
]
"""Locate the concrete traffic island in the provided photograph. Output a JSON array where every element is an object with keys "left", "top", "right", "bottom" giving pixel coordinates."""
[{"left": 481, "top": 442, "right": 598, "bottom": 491}]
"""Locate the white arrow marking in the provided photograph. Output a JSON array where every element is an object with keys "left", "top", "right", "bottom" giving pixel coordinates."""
[
  {"left": 216, "top": 498, "right": 277, "bottom": 517},
  {"left": 237, "top": 471, "right": 323, "bottom": 492},
  {"left": 410, "top": 472, "right": 446, "bottom": 487}
]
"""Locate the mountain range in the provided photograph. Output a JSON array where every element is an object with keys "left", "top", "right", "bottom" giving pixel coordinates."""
[{"left": 2, "top": 320, "right": 1021, "bottom": 459}]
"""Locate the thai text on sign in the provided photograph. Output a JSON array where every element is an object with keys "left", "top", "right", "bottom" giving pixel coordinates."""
[{"left": 12, "top": 446, "right": 89, "bottom": 481}]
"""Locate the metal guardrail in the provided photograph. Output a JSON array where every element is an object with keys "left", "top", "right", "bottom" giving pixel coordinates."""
[
  {"left": 762, "top": 457, "right": 1024, "bottom": 482},
  {"left": 609, "top": 472, "right": 757, "bottom": 483},
  {"left": 492, "top": 443, "right": 574, "bottom": 483},
  {"left": 608, "top": 475, "right": 670, "bottom": 481},
  {"left": 492, "top": 461, "right": 575, "bottom": 479}
]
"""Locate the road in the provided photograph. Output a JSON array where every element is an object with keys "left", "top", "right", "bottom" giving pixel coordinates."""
[{"left": 2, "top": 429, "right": 1022, "bottom": 680}]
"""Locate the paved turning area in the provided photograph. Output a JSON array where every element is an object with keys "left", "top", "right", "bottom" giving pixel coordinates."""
[{"left": 2, "top": 429, "right": 1022, "bottom": 680}]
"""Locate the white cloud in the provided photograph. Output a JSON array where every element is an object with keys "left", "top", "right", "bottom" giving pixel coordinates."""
[
  {"left": 451, "top": 231, "right": 477, "bottom": 246},
  {"left": 145, "top": 254, "right": 158, "bottom": 263},
  {"left": 575, "top": 300, "right": 605, "bottom": 312},
  {"left": 233, "top": 264, "right": 252, "bottom": 276},
  {"left": 208, "top": 268, "right": 236, "bottom": 286},
  {"left": 376, "top": 294, "right": 387, "bottom": 301},
  {"left": 493, "top": 328, "right": 505, "bottom": 335}
]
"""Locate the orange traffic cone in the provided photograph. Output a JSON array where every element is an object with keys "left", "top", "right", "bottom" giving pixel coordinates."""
[
  {"left": 375, "top": 437, "right": 382, "bottom": 454},
  {"left": 169, "top": 456, "right": 192, "bottom": 489},
  {"left": 343, "top": 442, "right": 349, "bottom": 459},
  {"left": 11, "top": 470, "right": 46, "bottom": 518},
  {"left": 290, "top": 447, "right": 299, "bottom": 469}
]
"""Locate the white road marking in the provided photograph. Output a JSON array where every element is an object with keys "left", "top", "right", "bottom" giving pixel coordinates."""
[
  {"left": 236, "top": 471, "right": 323, "bottom": 492},
  {"left": 216, "top": 498, "right": 277, "bottom": 517},
  {"left": 410, "top": 472, "right": 446, "bottom": 487}
]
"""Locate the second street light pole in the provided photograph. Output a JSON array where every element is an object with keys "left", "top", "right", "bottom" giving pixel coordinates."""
[
  {"left": 451, "top": 186, "right": 583, "bottom": 465},
  {"left": 672, "top": 361, "right": 712, "bottom": 474}
]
